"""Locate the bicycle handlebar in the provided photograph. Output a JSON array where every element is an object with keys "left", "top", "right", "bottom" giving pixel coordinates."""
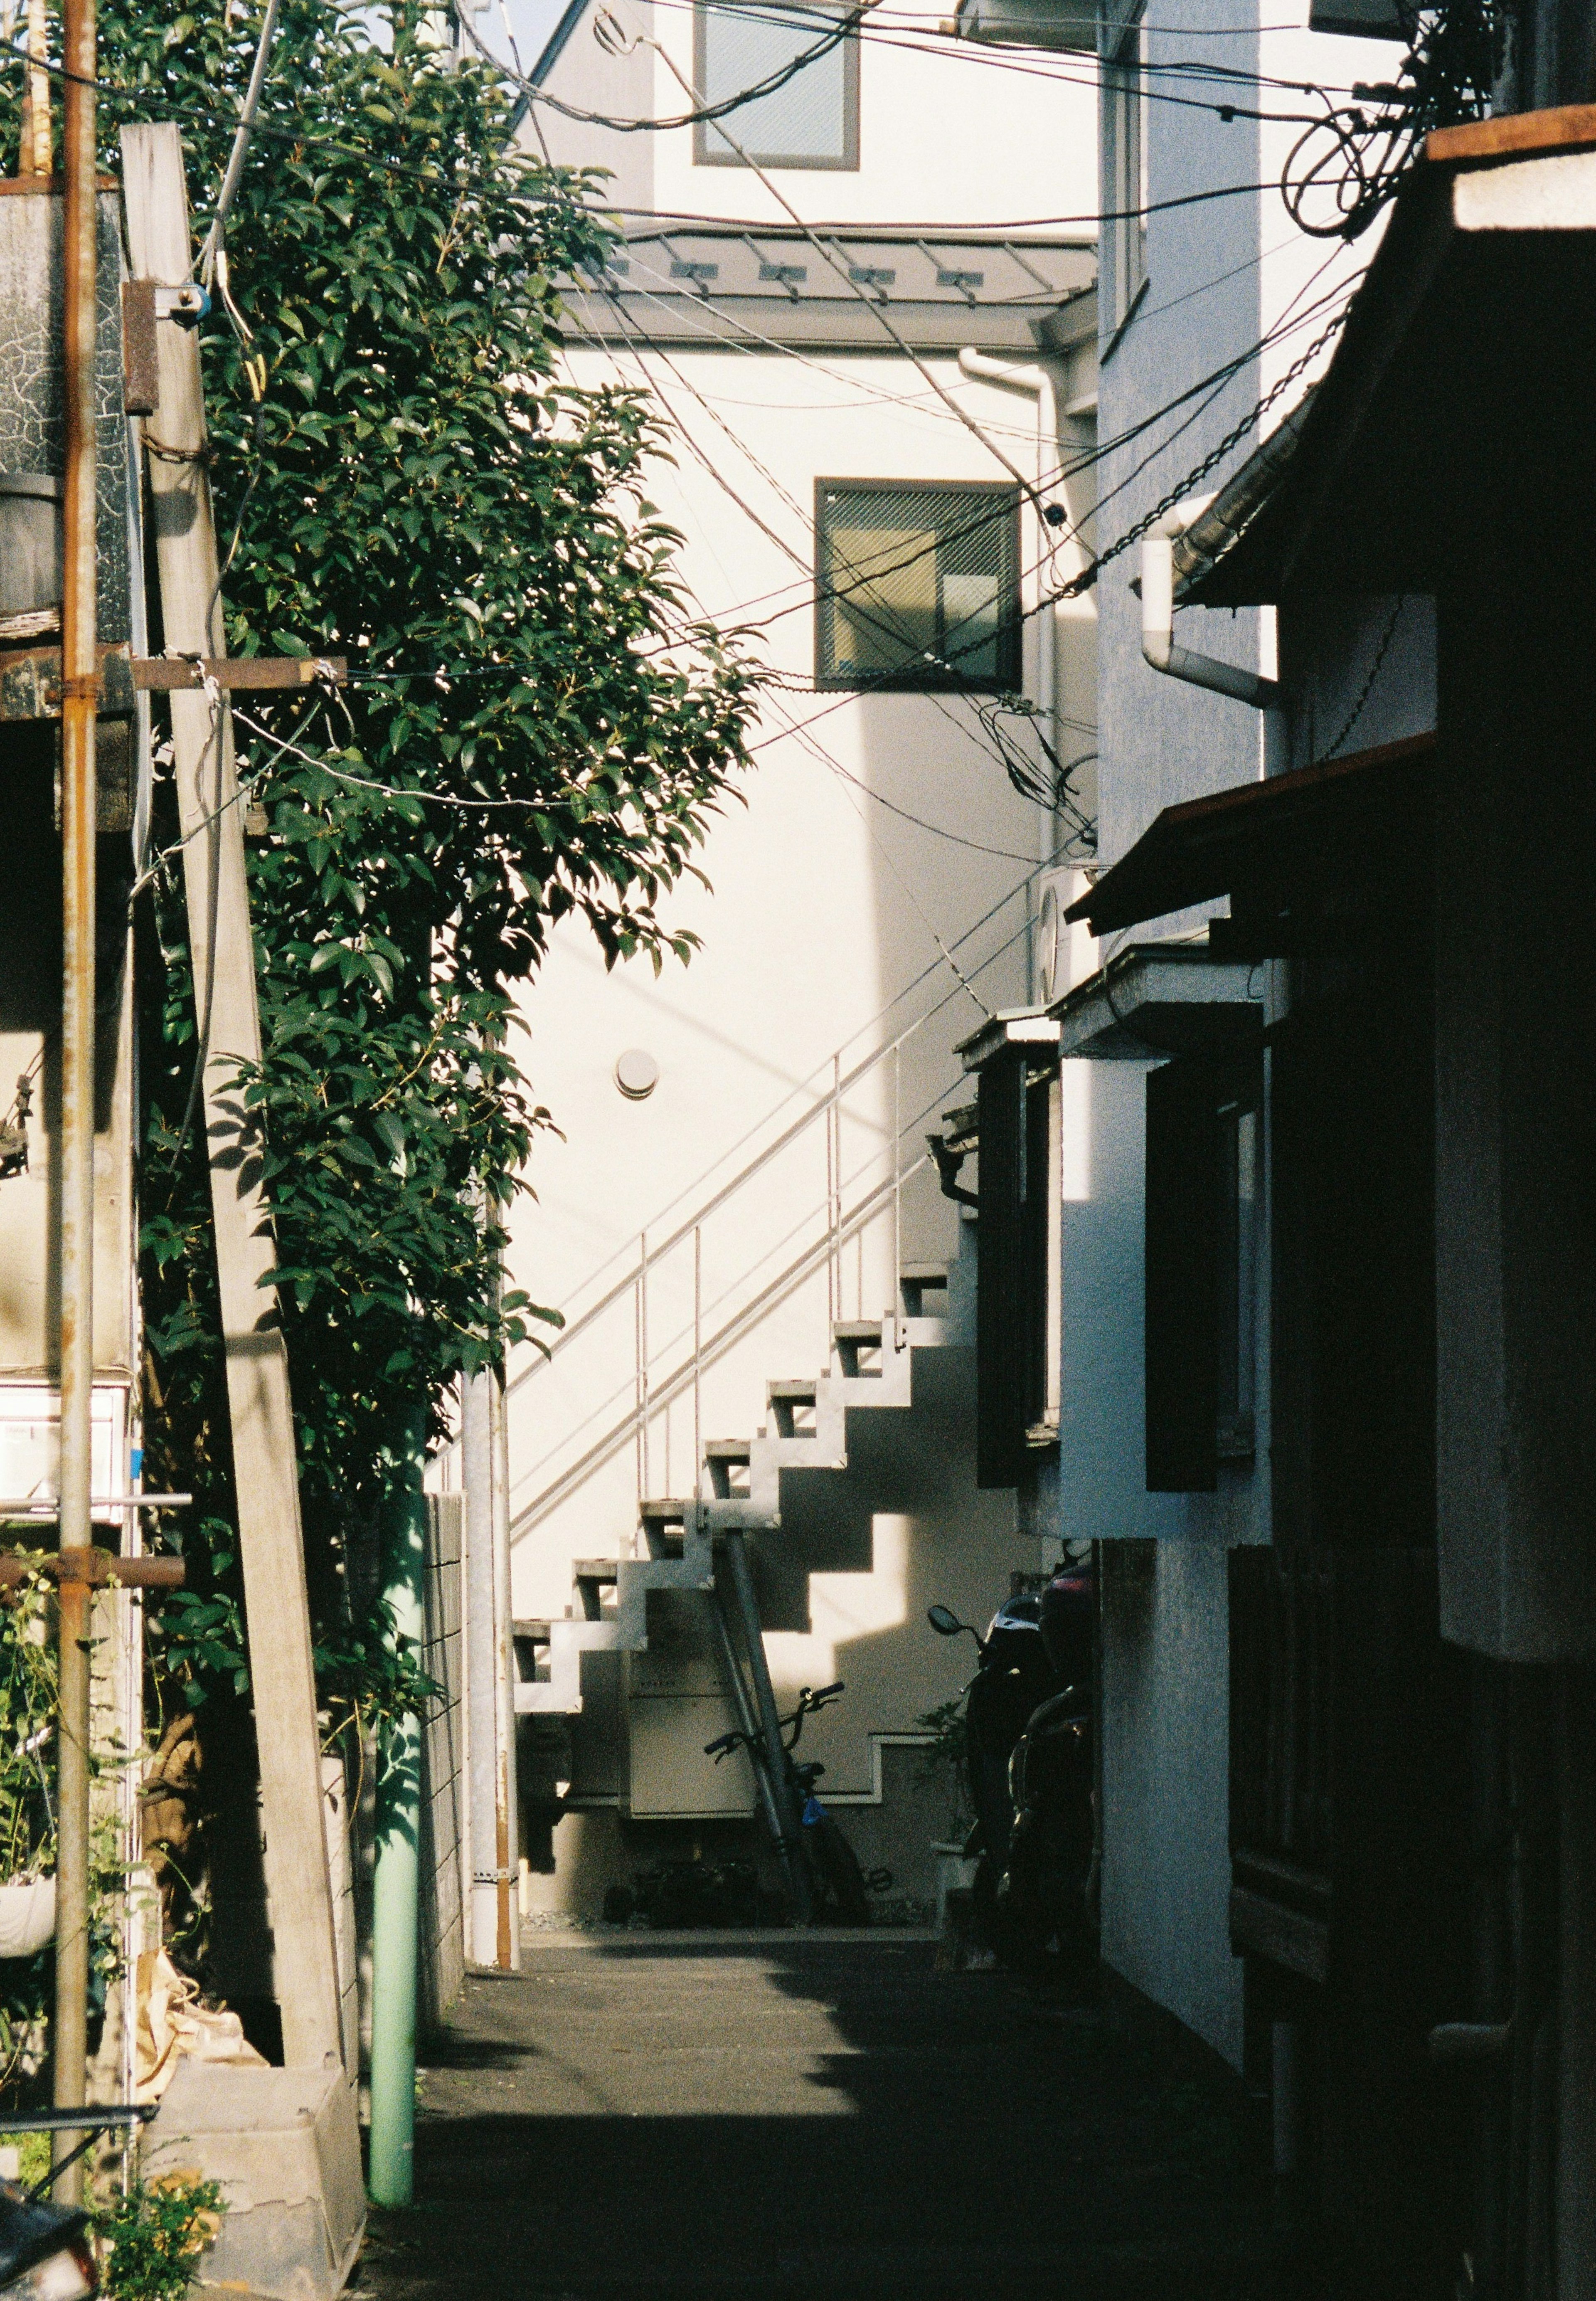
[{"left": 703, "top": 1681, "right": 849, "bottom": 1762}]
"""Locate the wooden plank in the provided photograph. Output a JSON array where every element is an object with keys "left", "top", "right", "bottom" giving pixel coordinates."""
[
  {"left": 120, "top": 121, "right": 345, "bottom": 2077},
  {"left": 0, "top": 643, "right": 134, "bottom": 719},
  {"left": 133, "top": 654, "right": 347, "bottom": 692},
  {"left": 1428, "top": 103, "right": 1596, "bottom": 167}
]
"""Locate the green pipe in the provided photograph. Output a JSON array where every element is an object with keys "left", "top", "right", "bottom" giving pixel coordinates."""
[{"left": 368, "top": 1414, "right": 427, "bottom": 2208}]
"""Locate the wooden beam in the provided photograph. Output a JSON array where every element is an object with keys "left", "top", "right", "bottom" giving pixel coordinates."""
[
  {"left": 1427, "top": 102, "right": 1596, "bottom": 166},
  {"left": 132, "top": 655, "right": 347, "bottom": 692},
  {"left": 120, "top": 120, "right": 346, "bottom": 2076}
]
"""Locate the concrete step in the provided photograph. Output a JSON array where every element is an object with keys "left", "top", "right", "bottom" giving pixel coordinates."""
[
  {"left": 899, "top": 1263, "right": 950, "bottom": 1319},
  {"left": 573, "top": 1558, "right": 620, "bottom": 1621},
  {"left": 639, "top": 1497, "right": 693, "bottom": 1559}
]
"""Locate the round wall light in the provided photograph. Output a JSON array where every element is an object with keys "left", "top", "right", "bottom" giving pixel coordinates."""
[{"left": 614, "top": 1048, "right": 660, "bottom": 1101}]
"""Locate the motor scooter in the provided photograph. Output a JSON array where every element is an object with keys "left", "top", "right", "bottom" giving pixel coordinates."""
[{"left": 928, "top": 1558, "right": 1097, "bottom": 1964}]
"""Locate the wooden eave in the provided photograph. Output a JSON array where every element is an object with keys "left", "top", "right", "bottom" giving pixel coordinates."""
[
  {"left": 1065, "top": 732, "right": 1436, "bottom": 937},
  {"left": 1184, "top": 106, "right": 1596, "bottom": 606}
]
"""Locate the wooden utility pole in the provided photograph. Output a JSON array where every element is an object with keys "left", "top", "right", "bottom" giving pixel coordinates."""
[{"left": 119, "top": 121, "right": 345, "bottom": 2076}]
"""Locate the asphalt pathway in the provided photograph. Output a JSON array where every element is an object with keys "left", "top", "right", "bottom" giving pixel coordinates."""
[{"left": 359, "top": 1931, "right": 1300, "bottom": 2301}]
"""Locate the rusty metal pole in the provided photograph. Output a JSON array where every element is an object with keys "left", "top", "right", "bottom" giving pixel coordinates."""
[{"left": 53, "top": 0, "right": 98, "bottom": 2204}]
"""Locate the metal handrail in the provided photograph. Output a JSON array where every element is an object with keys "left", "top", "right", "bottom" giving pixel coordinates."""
[
  {"left": 510, "top": 1156, "right": 928, "bottom": 1538},
  {"left": 509, "top": 1061, "right": 969, "bottom": 1494},
  {"left": 505, "top": 901, "right": 1027, "bottom": 1398}
]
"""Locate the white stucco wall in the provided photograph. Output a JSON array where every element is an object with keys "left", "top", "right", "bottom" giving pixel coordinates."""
[
  {"left": 534, "top": 0, "right": 1098, "bottom": 230},
  {"left": 1077, "top": 1, "right": 1411, "bottom": 2069},
  {"left": 501, "top": 13, "right": 1100, "bottom": 1812}
]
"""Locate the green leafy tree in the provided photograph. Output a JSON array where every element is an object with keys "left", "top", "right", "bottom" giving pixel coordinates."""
[{"left": 2, "top": 5, "right": 754, "bottom": 1695}]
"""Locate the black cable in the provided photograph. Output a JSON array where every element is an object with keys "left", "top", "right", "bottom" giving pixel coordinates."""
[
  {"left": 1279, "top": 0, "right": 1495, "bottom": 241},
  {"left": 1322, "top": 596, "right": 1405, "bottom": 758},
  {"left": 511, "top": 0, "right": 869, "bottom": 132}
]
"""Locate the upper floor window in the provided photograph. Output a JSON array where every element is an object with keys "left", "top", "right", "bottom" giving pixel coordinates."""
[
  {"left": 694, "top": 1, "right": 860, "bottom": 171},
  {"left": 1101, "top": 4, "right": 1148, "bottom": 335},
  {"left": 814, "top": 481, "right": 1022, "bottom": 691}
]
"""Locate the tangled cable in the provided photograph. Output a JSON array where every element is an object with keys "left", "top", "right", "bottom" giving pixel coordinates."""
[{"left": 1281, "top": 0, "right": 1497, "bottom": 241}]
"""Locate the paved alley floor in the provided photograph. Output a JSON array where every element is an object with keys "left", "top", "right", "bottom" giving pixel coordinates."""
[{"left": 359, "top": 1931, "right": 1302, "bottom": 2301}]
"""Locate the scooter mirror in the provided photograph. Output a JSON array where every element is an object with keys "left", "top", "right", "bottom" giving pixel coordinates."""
[{"left": 926, "top": 1605, "right": 966, "bottom": 1637}]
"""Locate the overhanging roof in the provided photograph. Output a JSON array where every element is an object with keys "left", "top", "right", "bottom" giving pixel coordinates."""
[
  {"left": 1182, "top": 107, "right": 1596, "bottom": 604},
  {"left": 1050, "top": 943, "right": 1264, "bottom": 1060},
  {"left": 1065, "top": 732, "right": 1436, "bottom": 937},
  {"left": 564, "top": 229, "right": 1095, "bottom": 353}
]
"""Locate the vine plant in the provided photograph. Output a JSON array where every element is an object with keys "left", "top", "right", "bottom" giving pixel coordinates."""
[{"left": 1, "top": 8, "right": 755, "bottom": 1740}]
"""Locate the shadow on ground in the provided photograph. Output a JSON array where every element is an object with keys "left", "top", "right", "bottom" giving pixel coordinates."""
[{"left": 358, "top": 1935, "right": 1309, "bottom": 2301}]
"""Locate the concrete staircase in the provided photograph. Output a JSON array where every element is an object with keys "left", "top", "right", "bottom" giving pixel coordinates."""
[{"left": 513, "top": 1265, "right": 952, "bottom": 1718}]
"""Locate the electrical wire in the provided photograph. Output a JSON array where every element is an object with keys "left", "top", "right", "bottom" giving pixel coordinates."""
[
  {"left": 0, "top": 29, "right": 1342, "bottom": 242},
  {"left": 195, "top": 0, "right": 281, "bottom": 289},
  {"left": 594, "top": 286, "right": 1082, "bottom": 824},
  {"left": 504, "top": 0, "right": 1349, "bottom": 137},
  {"left": 1320, "top": 594, "right": 1405, "bottom": 758},
  {"left": 513, "top": 0, "right": 870, "bottom": 132},
  {"left": 574, "top": 253, "right": 1359, "bottom": 661},
  {"left": 486, "top": 4, "right": 1055, "bottom": 514}
]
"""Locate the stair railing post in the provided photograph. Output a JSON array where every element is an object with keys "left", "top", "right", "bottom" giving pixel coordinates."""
[
  {"left": 830, "top": 1054, "right": 841, "bottom": 1338},
  {"left": 693, "top": 1224, "right": 702, "bottom": 1489},
  {"left": 893, "top": 1039, "right": 903, "bottom": 1323},
  {"left": 638, "top": 1230, "right": 650, "bottom": 1517}
]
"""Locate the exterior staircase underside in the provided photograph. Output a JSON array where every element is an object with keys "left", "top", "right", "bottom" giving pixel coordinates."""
[{"left": 514, "top": 1270, "right": 951, "bottom": 1717}]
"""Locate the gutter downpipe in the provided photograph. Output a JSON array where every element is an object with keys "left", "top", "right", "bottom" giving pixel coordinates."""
[
  {"left": 1142, "top": 498, "right": 1290, "bottom": 731},
  {"left": 957, "top": 348, "right": 1060, "bottom": 993}
]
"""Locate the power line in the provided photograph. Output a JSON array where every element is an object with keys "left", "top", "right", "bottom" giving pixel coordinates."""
[
  {"left": 613, "top": 0, "right": 1369, "bottom": 104},
  {"left": 509, "top": 0, "right": 1347, "bottom": 138},
  {"left": 479, "top": 6, "right": 1057, "bottom": 516},
  {"left": 515, "top": 0, "right": 869, "bottom": 132},
  {"left": 594, "top": 287, "right": 1083, "bottom": 826}
]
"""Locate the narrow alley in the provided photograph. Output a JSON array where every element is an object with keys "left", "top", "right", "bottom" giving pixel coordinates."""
[{"left": 362, "top": 1934, "right": 1294, "bottom": 2301}]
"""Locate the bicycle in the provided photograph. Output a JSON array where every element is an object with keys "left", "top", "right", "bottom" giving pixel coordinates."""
[{"left": 706, "top": 1682, "right": 879, "bottom": 1925}]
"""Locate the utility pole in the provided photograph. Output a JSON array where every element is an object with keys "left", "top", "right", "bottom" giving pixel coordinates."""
[
  {"left": 52, "top": 0, "right": 98, "bottom": 2201},
  {"left": 121, "top": 123, "right": 345, "bottom": 2079}
]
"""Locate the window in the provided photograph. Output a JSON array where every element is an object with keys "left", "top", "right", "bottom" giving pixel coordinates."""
[
  {"left": 1143, "top": 1052, "right": 1262, "bottom": 1492},
  {"left": 694, "top": 1, "right": 859, "bottom": 170},
  {"left": 1215, "top": 1091, "right": 1261, "bottom": 1461},
  {"left": 974, "top": 1048, "right": 1062, "bottom": 1488},
  {"left": 814, "top": 481, "right": 1021, "bottom": 692},
  {"left": 1101, "top": 5, "right": 1147, "bottom": 334}
]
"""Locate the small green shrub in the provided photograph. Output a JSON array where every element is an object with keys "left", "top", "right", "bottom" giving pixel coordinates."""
[{"left": 97, "top": 2173, "right": 225, "bottom": 2301}]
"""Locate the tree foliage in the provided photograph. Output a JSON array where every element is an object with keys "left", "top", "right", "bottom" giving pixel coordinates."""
[{"left": 2, "top": 3, "right": 755, "bottom": 1690}]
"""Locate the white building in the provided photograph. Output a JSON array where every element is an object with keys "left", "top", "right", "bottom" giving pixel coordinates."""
[
  {"left": 494, "top": 0, "right": 1101, "bottom": 1914},
  {"left": 1061, "top": 0, "right": 1433, "bottom": 2069}
]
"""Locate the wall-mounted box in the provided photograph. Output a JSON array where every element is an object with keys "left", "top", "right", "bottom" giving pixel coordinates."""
[{"left": 626, "top": 1588, "right": 756, "bottom": 1820}]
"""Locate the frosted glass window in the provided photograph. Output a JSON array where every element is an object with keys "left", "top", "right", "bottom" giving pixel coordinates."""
[
  {"left": 815, "top": 482, "right": 1021, "bottom": 691},
  {"left": 695, "top": 2, "right": 859, "bottom": 170}
]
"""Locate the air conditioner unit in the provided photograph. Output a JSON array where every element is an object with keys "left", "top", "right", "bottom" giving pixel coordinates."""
[{"left": 1035, "top": 866, "right": 1093, "bottom": 1009}]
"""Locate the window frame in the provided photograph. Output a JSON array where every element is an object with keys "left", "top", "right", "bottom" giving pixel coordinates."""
[
  {"left": 1214, "top": 1084, "right": 1262, "bottom": 1463},
  {"left": 812, "top": 476, "right": 1023, "bottom": 695},
  {"left": 693, "top": 0, "right": 861, "bottom": 172}
]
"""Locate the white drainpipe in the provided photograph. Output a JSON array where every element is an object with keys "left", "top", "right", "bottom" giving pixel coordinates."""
[
  {"left": 956, "top": 348, "right": 1058, "bottom": 752},
  {"left": 1141, "top": 497, "right": 1286, "bottom": 710},
  {"left": 957, "top": 349, "right": 1062, "bottom": 999}
]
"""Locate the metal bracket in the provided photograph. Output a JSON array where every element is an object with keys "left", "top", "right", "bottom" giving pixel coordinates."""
[{"left": 153, "top": 281, "right": 209, "bottom": 326}]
